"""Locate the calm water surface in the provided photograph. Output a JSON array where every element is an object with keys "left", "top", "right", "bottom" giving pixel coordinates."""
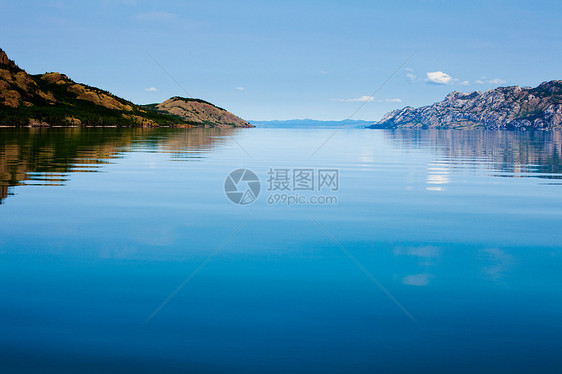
[{"left": 1, "top": 127, "right": 561, "bottom": 373}]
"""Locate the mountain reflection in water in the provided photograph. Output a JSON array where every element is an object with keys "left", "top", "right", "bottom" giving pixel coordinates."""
[{"left": 0, "top": 127, "right": 237, "bottom": 203}]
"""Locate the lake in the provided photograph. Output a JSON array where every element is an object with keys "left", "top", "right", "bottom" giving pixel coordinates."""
[{"left": 1, "top": 127, "right": 561, "bottom": 373}]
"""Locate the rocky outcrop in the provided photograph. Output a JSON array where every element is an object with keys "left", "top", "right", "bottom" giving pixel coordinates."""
[
  {"left": 0, "top": 49, "right": 17, "bottom": 70},
  {"left": 370, "top": 81, "right": 562, "bottom": 130},
  {"left": 152, "top": 97, "right": 253, "bottom": 128}
]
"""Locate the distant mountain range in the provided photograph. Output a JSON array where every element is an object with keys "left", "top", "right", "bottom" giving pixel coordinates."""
[
  {"left": 369, "top": 81, "right": 562, "bottom": 130},
  {"left": 250, "top": 119, "right": 374, "bottom": 128},
  {"left": 0, "top": 48, "right": 252, "bottom": 128}
]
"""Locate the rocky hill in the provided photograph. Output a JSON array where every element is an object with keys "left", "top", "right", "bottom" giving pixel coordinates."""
[
  {"left": 146, "top": 97, "right": 253, "bottom": 128},
  {"left": 369, "top": 81, "right": 562, "bottom": 130},
  {"left": 0, "top": 48, "right": 252, "bottom": 128}
]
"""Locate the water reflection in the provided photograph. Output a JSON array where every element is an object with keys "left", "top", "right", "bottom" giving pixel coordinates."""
[
  {"left": 2, "top": 128, "right": 562, "bottom": 204},
  {"left": 394, "top": 246, "right": 442, "bottom": 287},
  {"left": 1, "top": 127, "right": 561, "bottom": 373},
  {"left": 0, "top": 127, "right": 237, "bottom": 203},
  {"left": 426, "top": 162, "right": 451, "bottom": 191},
  {"left": 402, "top": 273, "right": 432, "bottom": 286},
  {"left": 385, "top": 129, "right": 562, "bottom": 179},
  {"left": 479, "top": 248, "right": 515, "bottom": 281}
]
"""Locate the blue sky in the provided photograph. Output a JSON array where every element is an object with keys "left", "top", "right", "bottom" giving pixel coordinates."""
[{"left": 1, "top": 0, "right": 561, "bottom": 120}]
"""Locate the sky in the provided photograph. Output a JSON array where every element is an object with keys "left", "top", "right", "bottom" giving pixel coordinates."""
[{"left": 1, "top": 0, "right": 561, "bottom": 121}]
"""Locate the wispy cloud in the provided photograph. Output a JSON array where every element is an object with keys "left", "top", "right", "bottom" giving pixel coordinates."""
[
  {"left": 332, "top": 96, "right": 402, "bottom": 103},
  {"left": 334, "top": 95, "right": 375, "bottom": 102},
  {"left": 476, "top": 77, "right": 507, "bottom": 85},
  {"left": 426, "top": 71, "right": 453, "bottom": 85},
  {"left": 331, "top": 96, "right": 402, "bottom": 104},
  {"left": 236, "top": 86, "right": 245, "bottom": 91},
  {"left": 405, "top": 67, "right": 417, "bottom": 82},
  {"left": 145, "top": 87, "right": 158, "bottom": 92}
]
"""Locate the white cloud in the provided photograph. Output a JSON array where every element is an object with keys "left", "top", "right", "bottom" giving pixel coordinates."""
[
  {"left": 426, "top": 71, "right": 453, "bottom": 85},
  {"left": 403, "top": 273, "right": 432, "bottom": 286},
  {"left": 333, "top": 96, "right": 401, "bottom": 103},
  {"left": 145, "top": 87, "right": 157, "bottom": 92},
  {"left": 460, "top": 80, "right": 470, "bottom": 86},
  {"left": 334, "top": 96, "right": 375, "bottom": 102},
  {"left": 352, "top": 95, "right": 375, "bottom": 102},
  {"left": 405, "top": 67, "right": 417, "bottom": 82},
  {"left": 236, "top": 86, "right": 245, "bottom": 91},
  {"left": 475, "top": 77, "right": 507, "bottom": 85}
]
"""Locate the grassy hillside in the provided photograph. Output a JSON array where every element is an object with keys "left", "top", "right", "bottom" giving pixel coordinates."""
[
  {"left": 0, "top": 49, "right": 187, "bottom": 127},
  {"left": 0, "top": 48, "right": 251, "bottom": 128}
]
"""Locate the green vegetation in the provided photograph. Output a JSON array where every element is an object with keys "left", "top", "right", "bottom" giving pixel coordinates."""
[
  {"left": 0, "top": 71, "right": 185, "bottom": 127},
  {"left": 0, "top": 48, "right": 190, "bottom": 127},
  {"left": 1, "top": 48, "right": 252, "bottom": 128},
  {"left": 0, "top": 103, "right": 184, "bottom": 127}
]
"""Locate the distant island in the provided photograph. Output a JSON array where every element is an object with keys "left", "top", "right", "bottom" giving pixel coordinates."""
[
  {"left": 369, "top": 81, "right": 562, "bottom": 130},
  {"left": 0, "top": 48, "right": 252, "bottom": 128}
]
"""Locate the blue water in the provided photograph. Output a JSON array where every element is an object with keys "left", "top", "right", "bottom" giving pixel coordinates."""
[{"left": 1, "top": 128, "right": 561, "bottom": 373}]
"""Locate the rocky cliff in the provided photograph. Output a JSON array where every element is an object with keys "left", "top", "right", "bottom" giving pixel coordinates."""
[{"left": 370, "top": 81, "right": 562, "bottom": 130}]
